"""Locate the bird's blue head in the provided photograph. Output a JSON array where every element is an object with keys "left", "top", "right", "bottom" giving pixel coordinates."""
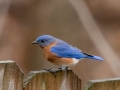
[{"left": 32, "top": 35, "right": 57, "bottom": 48}]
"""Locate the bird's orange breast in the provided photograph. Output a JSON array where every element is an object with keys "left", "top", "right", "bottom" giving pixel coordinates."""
[
  {"left": 42, "top": 42, "right": 74, "bottom": 66},
  {"left": 42, "top": 42, "right": 56, "bottom": 58}
]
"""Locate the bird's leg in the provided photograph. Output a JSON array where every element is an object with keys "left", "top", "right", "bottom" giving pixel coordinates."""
[
  {"left": 65, "top": 66, "right": 68, "bottom": 70},
  {"left": 58, "top": 66, "right": 68, "bottom": 71},
  {"left": 43, "top": 69, "right": 56, "bottom": 77},
  {"left": 65, "top": 66, "right": 69, "bottom": 74},
  {"left": 58, "top": 67, "right": 69, "bottom": 73}
]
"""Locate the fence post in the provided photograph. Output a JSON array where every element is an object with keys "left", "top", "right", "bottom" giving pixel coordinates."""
[
  {"left": 0, "top": 60, "right": 24, "bottom": 90},
  {"left": 82, "top": 78, "right": 120, "bottom": 90},
  {"left": 23, "top": 69, "right": 81, "bottom": 90}
]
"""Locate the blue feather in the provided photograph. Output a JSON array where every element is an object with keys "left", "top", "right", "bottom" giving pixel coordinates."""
[
  {"left": 51, "top": 40, "right": 86, "bottom": 59},
  {"left": 51, "top": 39, "right": 103, "bottom": 61},
  {"left": 83, "top": 53, "right": 103, "bottom": 61}
]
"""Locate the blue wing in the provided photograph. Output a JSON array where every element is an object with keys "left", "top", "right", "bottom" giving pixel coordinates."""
[
  {"left": 51, "top": 40, "right": 103, "bottom": 61},
  {"left": 51, "top": 41, "right": 85, "bottom": 59}
]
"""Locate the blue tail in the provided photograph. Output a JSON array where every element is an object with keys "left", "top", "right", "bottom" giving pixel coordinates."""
[{"left": 83, "top": 53, "right": 103, "bottom": 61}]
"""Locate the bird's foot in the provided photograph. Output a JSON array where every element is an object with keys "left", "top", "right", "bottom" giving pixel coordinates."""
[
  {"left": 65, "top": 67, "right": 69, "bottom": 71},
  {"left": 65, "top": 67, "right": 70, "bottom": 74},
  {"left": 58, "top": 67, "right": 69, "bottom": 74},
  {"left": 43, "top": 69, "right": 56, "bottom": 78},
  {"left": 58, "top": 67, "right": 63, "bottom": 71}
]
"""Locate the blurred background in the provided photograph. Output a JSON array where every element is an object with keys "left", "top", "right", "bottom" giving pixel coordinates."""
[{"left": 0, "top": 0, "right": 120, "bottom": 87}]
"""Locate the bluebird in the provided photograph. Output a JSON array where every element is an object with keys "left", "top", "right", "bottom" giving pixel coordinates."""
[{"left": 32, "top": 35, "right": 103, "bottom": 70}]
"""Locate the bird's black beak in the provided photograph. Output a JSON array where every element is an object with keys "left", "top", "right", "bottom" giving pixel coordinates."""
[{"left": 32, "top": 41, "right": 39, "bottom": 44}]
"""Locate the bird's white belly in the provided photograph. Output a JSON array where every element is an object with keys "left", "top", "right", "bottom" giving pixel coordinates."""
[
  {"left": 70, "top": 58, "right": 80, "bottom": 66},
  {"left": 60, "top": 58, "right": 80, "bottom": 67}
]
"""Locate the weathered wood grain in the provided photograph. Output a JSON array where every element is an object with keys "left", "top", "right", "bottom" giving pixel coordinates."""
[
  {"left": 83, "top": 78, "right": 120, "bottom": 90},
  {"left": 1, "top": 60, "right": 120, "bottom": 90},
  {"left": 23, "top": 69, "right": 81, "bottom": 90},
  {"left": 0, "top": 60, "right": 24, "bottom": 90}
]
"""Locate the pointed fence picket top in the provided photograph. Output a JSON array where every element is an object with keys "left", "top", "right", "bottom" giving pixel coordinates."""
[
  {"left": 0, "top": 60, "right": 24, "bottom": 90},
  {"left": 83, "top": 78, "right": 120, "bottom": 90},
  {"left": 1, "top": 60, "right": 120, "bottom": 90},
  {"left": 23, "top": 69, "right": 81, "bottom": 90}
]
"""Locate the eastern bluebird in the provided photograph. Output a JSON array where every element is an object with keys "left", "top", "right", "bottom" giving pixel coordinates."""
[{"left": 32, "top": 35, "right": 103, "bottom": 69}]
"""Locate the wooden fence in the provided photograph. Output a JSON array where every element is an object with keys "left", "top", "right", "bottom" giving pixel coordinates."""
[{"left": 0, "top": 60, "right": 120, "bottom": 90}]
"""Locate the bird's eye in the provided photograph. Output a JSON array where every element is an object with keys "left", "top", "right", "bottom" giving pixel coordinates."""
[{"left": 41, "top": 40, "right": 45, "bottom": 43}]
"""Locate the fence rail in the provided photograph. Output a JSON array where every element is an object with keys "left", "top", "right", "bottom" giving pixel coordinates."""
[{"left": 0, "top": 60, "right": 120, "bottom": 90}]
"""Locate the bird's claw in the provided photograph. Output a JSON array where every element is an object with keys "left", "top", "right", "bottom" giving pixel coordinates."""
[
  {"left": 58, "top": 67, "right": 69, "bottom": 74},
  {"left": 65, "top": 67, "right": 69, "bottom": 74},
  {"left": 58, "top": 67, "right": 63, "bottom": 71},
  {"left": 43, "top": 69, "right": 56, "bottom": 77}
]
